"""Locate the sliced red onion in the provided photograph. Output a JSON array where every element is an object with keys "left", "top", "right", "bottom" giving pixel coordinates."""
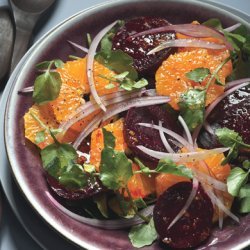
[
  {"left": 205, "top": 188, "right": 239, "bottom": 223},
  {"left": 87, "top": 21, "right": 118, "bottom": 112},
  {"left": 45, "top": 191, "right": 153, "bottom": 229},
  {"left": 101, "top": 96, "right": 170, "bottom": 122},
  {"left": 158, "top": 121, "right": 174, "bottom": 153},
  {"left": 137, "top": 123, "right": 193, "bottom": 150},
  {"left": 60, "top": 89, "right": 155, "bottom": 132},
  {"left": 148, "top": 39, "right": 226, "bottom": 55},
  {"left": 225, "top": 78, "right": 250, "bottom": 90},
  {"left": 178, "top": 116, "right": 193, "bottom": 146},
  {"left": 204, "top": 121, "right": 214, "bottom": 134},
  {"left": 168, "top": 177, "right": 199, "bottom": 229},
  {"left": 130, "top": 24, "right": 233, "bottom": 50},
  {"left": 193, "top": 169, "right": 227, "bottom": 192},
  {"left": 224, "top": 23, "right": 241, "bottom": 32},
  {"left": 137, "top": 145, "right": 229, "bottom": 162},
  {"left": 72, "top": 112, "right": 103, "bottom": 149},
  {"left": 67, "top": 40, "right": 89, "bottom": 53},
  {"left": 18, "top": 86, "right": 34, "bottom": 94},
  {"left": 192, "top": 81, "right": 250, "bottom": 142}
]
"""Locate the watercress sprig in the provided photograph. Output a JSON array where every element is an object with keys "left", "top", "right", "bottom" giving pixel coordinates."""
[
  {"left": 99, "top": 71, "right": 148, "bottom": 91},
  {"left": 215, "top": 127, "right": 250, "bottom": 164},
  {"left": 33, "top": 60, "right": 63, "bottom": 105},
  {"left": 179, "top": 56, "right": 230, "bottom": 131}
]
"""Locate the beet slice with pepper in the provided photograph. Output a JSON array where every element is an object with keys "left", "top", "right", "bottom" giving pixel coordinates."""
[
  {"left": 112, "top": 16, "right": 176, "bottom": 77},
  {"left": 153, "top": 182, "right": 213, "bottom": 249},
  {"left": 46, "top": 173, "right": 106, "bottom": 201},
  {"left": 199, "top": 85, "right": 250, "bottom": 153},
  {"left": 124, "top": 105, "right": 182, "bottom": 166}
]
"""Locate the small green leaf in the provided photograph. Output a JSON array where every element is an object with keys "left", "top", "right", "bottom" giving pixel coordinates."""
[
  {"left": 36, "top": 61, "right": 51, "bottom": 70},
  {"left": 100, "top": 148, "right": 133, "bottom": 190},
  {"left": 227, "top": 167, "right": 249, "bottom": 197},
  {"left": 59, "top": 164, "right": 88, "bottom": 189},
  {"left": 133, "top": 78, "right": 148, "bottom": 89},
  {"left": 114, "top": 71, "right": 129, "bottom": 80},
  {"left": 105, "top": 83, "right": 116, "bottom": 89},
  {"left": 102, "top": 128, "right": 115, "bottom": 149},
  {"left": 178, "top": 89, "right": 206, "bottom": 131},
  {"left": 239, "top": 197, "right": 250, "bottom": 213},
  {"left": 239, "top": 184, "right": 250, "bottom": 199},
  {"left": 41, "top": 142, "right": 77, "bottom": 175},
  {"left": 83, "top": 163, "right": 96, "bottom": 173},
  {"left": 93, "top": 194, "right": 109, "bottom": 218},
  {"left": 32, "top": 71, "right": 62, "bottom": 104},
  {"left": 129, "top": 218, "right": 157, "bottom": 248},
  {"left": 203, "top": 18, "right": 223, "bottom": 30},
  {"left": 243, "top": 160, "right": 250, "bottom": 170},
  {"left": 54, "top": 59, "right": 64, "bottom": 68},
  {"left": 216, "top": 127, "right": 241, "bottom": 147},
  {"left": 35, "top": 130, "right": 45, "bottom": 144},
  {"left": 156, "top": 158, "right": 193, "bottom": 179},
  {"left": 185, "top": 67, "right": 211, "bottom": 83}
]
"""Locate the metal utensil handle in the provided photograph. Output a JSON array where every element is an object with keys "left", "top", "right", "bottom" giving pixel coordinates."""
[{"left": 10, "top": 27, "right": 33, "bottom": 73}]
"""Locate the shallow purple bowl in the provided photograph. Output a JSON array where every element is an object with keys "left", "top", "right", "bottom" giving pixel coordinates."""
[{"left": 4, "top": 0, "right": 250, "bottom": 249}]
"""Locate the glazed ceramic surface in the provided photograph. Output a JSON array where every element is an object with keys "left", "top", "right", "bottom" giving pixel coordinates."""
[{"left": 4, "top": 0, "right": 250, "bottom": 249}]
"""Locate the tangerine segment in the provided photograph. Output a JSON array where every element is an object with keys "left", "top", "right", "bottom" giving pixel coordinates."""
[
  {"left": 90, "top": 118, "right": 127, "bottom": 171},
  {"left": 126, "top": 164, "right": 156, "bottom": 199},
  {"left": 48, "top": 83, "right": 85, "bottom": 123},
  {"left": 57, "top": 57, "right": 89, "bottom": 94},
  {"left": 155, "top": 49, "right": 232, "bottom": 110},
  {"left": 24, "top": 104, "right": 58, "bottom": 149},
  {"left": 57, "top": 57, "right": 119, "bottom": 97},
  {"left": 155, "top": 173, "right": 190, "bottom": 197}
]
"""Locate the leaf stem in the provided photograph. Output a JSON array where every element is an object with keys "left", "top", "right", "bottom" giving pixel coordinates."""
[
  {"left": 205, "top": 57, "right": 231, "bottom": 89},
  {"left": 125, "top": 186, "right": 150, "bottom": 223}
]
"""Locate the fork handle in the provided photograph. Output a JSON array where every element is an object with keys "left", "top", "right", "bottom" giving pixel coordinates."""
[{"left": 10, "top": 26, "right": 33, "bottom": 73}]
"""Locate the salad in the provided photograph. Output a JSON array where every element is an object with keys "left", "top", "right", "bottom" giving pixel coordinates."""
[{"left": 20, "top": 16, "right": 250, "bottom": 249}]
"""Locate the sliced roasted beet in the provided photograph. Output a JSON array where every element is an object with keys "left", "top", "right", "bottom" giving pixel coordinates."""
[
  {"left": 124, "top": 105, "right": 182, "bottom": 166},
  {"left": 112, "top": 16, "right": 176, "bottom": 76},
  {"left": 153, "top": 182, "right": 213, "bottom": 249},
  {"left": 199, "top": 85, "right": 250, "bottom": 151},
  {"left": 46, "top": 174, "right": 106, "bottom": 201}
]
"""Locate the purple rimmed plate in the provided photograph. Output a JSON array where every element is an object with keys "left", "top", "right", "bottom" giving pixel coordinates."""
[{"left": 4, "top": 0, "right": 250, "bottom": 249}]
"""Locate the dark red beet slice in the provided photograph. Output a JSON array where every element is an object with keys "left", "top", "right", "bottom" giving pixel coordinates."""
[
  {"left": 153, "top": 182, "right": 213, "bottom": 249},
  {"left": 46, "top": 174, "right": 106, "bottom": 201},
  {"left": 112, "top": 16, "right": 176, "bottom": 76},
  {"left": 124, "top": 105, "right": 182, "bottom": 166},
  {"left": 199, "top": 85, "right": 250, "bottom": 152}
]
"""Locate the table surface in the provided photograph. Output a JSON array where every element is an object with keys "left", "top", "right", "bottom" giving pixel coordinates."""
[{"left": 0, "top": 0, "right": 249, "bottom": 249}]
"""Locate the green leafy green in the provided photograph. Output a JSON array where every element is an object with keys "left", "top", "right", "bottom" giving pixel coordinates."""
[
  {"left": 33, "top": 61, "right": 62, "bottom": 105},
  {"left": 93, "top": 194, "right": 109, "bottom": 218},
  {"left": 178, "top": 89, "right": 206, "bottom": 132},
  {"left": 100, "top": 147, "right": 133, "bottom": 190},
  {"left": 95, "top": 20, "right": 139, "bottom": 81},
  {"left": 185, "top": 67, "right": 211, "bottom": 83},
  {"left": 40, "top": 139, "right": 91, "bottom": 189},
  {"left": 59, "top": 164, "right": 88, "bottom": 189},
  {"left": 239, "top": 184, "right": 250, "bottom": 199},
  {"left": 36, "top": 59, "right": 64, "bottom": 70},
  {"left": 129, "top": 218, "right": 157, "bottom": 248},
  {"left": 156, "top": 158, "right": 193, "bottom": 178},
  {"left": 100, "top": 129, "right": 133, "bottom": 190},
  {"left": 203, "top": 18, "right": 250, "bottom": 80},
  {"left": 239, "top": 197, "right": 250, "bottom": 213},
  {"left": 35, "top": 130, "right": 45, "bottom": 144},
  {"left": 103, "top": 128, "right": 115, "bottom": 148},
  {"left": 100, "top": 71, "right": 148, "bottom": 91},
  {"left": 202, "top": 18, "right": 223, "bottom": 30},
  {"left": 215, "top": 128, "right": 250, "bottom": 164},
  {"left": 134, "top": 157, "right": 193, "bottom": 179},
  {"left": 227, "top": 167, "right": 249, "bottom": 196}
]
